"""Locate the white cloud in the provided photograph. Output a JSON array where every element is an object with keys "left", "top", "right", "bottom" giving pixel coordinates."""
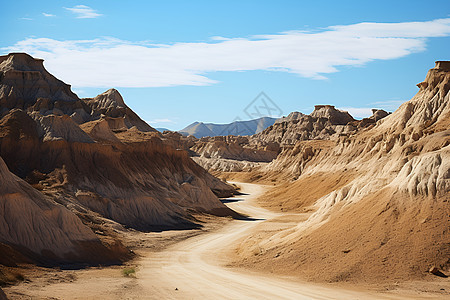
[
  {"left": 338, "top": 107, "right": 374, "bottom": 119},
  {"left": 42, "top": 13, "right": 56, "bottom": 17},
  {"left": 65, "top": 5, "right": 102, "bottom": 19},
  {"left": 4, "top": 18, "right": 450, "bottom": 88},
  {"left": 339, "top": 99, "right": 405, "bottom": 119},
  {"left": 19, "top": 17, "right": 33, "bottom": 21}
]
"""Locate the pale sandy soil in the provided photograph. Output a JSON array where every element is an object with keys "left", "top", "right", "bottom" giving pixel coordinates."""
[{"left": 4, "top": 182, "right": 447, "bottom": 299}]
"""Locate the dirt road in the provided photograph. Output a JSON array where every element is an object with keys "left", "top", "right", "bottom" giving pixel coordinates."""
[
  {"left": 135, "top": 182, "right": 397, "bottom": 299},
  {"left": 6, "top": 182, "right": 411, "bottom": 299}
]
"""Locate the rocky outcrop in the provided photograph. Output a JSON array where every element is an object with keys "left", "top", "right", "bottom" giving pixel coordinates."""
[
  {"left": 192, "top": 156, "right": 267, "bottom": 173},
  {"left": 254, "top": 114, "right": 344, "bottom": 146},
  {"left": 160, "top": 130, "right": 197, "bottom": 151},
  {"left": 369, "top": 109, "right": 389, "bottom": 121},
  {"left": 89, "top": 88, "right": 126, "bottom": 109},
  {"left": 255, "top": 105, "right": 389, "bottom": 146},
  {"left": 191, "top": 135, "right": 278, "bottom": 162},
  {"left": 83, "top": 89, "right": 155, "bottom": 132},
  {"left": 345, "top": 109, "right": 390, "bottom": 129},
  {"left": 34, "top": 113, "right": 95, "bottom": 143},
  {"left": 187, "top": 135, "right": 279, "bottom": 172},
  {"left": 0, "top": 53, "right": 78, "bottom": 111},
  {"left": 310, "top": 105, "right": 354, "bottom": 124},
  {"left": 80, "top": 119, "right": 121, "bottom": 143}
]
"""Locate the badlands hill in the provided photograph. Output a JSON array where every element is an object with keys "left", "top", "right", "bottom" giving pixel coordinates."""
[
  {"left": 219, "top": 61, "right": 449, "bottom": 283},
  {"left": 185, "top": 105, "right": 389, "bottom": 172},
  {"left": 0, "top": 53, "right": 237, "bottom": 267},
  {"left": 179, "top": 116, "right": 277, "bottom": 138},
  {"left": 1, "top": 51, "right": 447, "bottom": 290},
  {"left": 257, "top": 105, "right": 389, "bottom": 146},
  {"left": 0, "top": 156, "right": 127, "bottom": 266}
]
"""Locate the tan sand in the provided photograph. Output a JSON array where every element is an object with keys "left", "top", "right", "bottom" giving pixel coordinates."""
[{"left": 6, "top": 182, "right": 418, "bottom": 299}]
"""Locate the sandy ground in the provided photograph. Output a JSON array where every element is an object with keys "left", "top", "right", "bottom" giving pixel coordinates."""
[{"left": 4, "top": 182, "right": 445, "bottom": 299}]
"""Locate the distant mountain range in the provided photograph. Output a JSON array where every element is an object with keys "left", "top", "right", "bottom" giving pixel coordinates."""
[
  {"left": 155, "top": 127, "right": 170, "bottom": 132},
  {"left": 179, "top": 117, "right": 277, "bottom": 138}
]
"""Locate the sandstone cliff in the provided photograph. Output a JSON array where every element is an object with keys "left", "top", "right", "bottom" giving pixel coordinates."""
[
  {"left": 255, "top": 105, "right": 381, "bottom": 146},
  {"left": 234, "top": 61, "right": 450, "bottom": 282},
  {"left": 0, "top": 156, "right": 129, "bottom": 266},
  {"left": 0, "top": 52, "right": 237, "bottom": 266}
]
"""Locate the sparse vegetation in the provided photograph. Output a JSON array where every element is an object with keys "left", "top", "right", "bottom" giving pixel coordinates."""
[{"left": 122, "top": 267, "right": 136, "bottom": 277}]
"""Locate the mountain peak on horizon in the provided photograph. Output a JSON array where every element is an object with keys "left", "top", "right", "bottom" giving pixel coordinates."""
[{"left": 179, "top": 116, "right": 277, "bottom": 138}]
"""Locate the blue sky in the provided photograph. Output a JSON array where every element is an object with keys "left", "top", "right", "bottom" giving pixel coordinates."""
[{"left": 1, "top": 1, "right": 449, "bottom": 130}]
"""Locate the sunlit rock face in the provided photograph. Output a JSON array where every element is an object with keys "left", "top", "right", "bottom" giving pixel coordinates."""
[{"left": 0, "top": 52, "right": 237, "bottom": 266}]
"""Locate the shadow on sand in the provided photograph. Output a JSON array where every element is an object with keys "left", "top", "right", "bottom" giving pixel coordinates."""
[
  {"left": 219, "top": 198, "right": 265, "bottom": 221},
  {"left": 220, "top": 198, "right": 243, "bottom": 204},
  {"left": 233, "top": 215, "right": 265, "bottom": 221}
]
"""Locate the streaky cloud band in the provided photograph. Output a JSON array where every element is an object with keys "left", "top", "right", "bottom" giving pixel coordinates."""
[{"left": 4, "top": 18, "right": 450, "bottom": 88}]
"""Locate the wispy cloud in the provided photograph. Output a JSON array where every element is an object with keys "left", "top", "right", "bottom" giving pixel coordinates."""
[
  {"left": 370, "top": 100, "right": 405, "bottom": 110},
  {"left": 338, "top": 107, "right": 374, "bottom": 118},
  {"left": 42, "top": 13, "right": 56, "bottom": 17},
  {"left": 339, "top": 99, "right": 406, "bottom": 118},
  {"left": 148, "top": 118, "right": 176, "bottom": 124},
  {"left": 19, "top": 17, "right": 33, "bottom": 21},
  {"left": 65, "top": 5, "right": 102, "bottom": 19},
  {"left": 5, "top": 18, "right": 450, "bottom": 88}
]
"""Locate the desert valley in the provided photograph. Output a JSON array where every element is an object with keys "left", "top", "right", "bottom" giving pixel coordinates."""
[{"left": 0, "top": 51, "right": 448, "bottom": 299}]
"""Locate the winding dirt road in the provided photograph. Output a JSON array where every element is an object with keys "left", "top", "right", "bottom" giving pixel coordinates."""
[
  {"left": 136, "top": 182, "right": 396, "bottom": 299},
  {"left": 6, "top": 182, "right": 413, "bottom": 299}
]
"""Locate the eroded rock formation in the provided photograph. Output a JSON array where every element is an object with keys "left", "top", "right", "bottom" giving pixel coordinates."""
[
  {"left": 0, "top": 156, "right": 129, "bottom": 266},
  {"left": 189, "top": 103, "right": 389, "bottom": 172},
  {"left": 0, "top": 52, "right": 237, "bottom": 266},
  {"left": 232, "top": 61, "right": 450, "bottom": 282}
]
